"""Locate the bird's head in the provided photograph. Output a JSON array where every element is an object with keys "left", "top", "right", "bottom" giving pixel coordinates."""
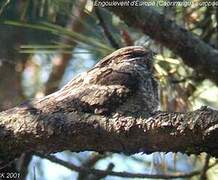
[{"left": 95, "top": 46, "right": 154, "bottom": 70}]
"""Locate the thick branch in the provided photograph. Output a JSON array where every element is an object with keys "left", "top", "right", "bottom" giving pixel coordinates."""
[
  {"left": 95, "top": 1, "right": 218, "bottom": 83},
  {"left": 0, "top": 97, "right": 217, "bottom": 163}
]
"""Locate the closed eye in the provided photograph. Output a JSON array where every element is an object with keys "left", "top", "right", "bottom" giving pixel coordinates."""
[{"left": 121, "top": 57, "right": 145, "bottom": 62}]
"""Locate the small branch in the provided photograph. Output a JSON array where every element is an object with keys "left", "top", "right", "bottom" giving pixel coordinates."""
[
  {"left": 95, "top": 7, "right": 120, "bottom": 49},
  {"left": 16, "top": 152, "right": 33, "bottom": 179},
  {"left": 78, "top": 153, "right": 107, "bottom": 180},
  {"left": 200, "top": 154, "right": 211, "bottom": 180},
  {"left": 35, "top": 153, "right": 216, "bottom": 179}
]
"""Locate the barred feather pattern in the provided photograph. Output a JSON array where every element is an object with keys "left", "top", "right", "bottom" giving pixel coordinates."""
[{"left": 33, "top": 46, "right": 158, "bottom": 118}]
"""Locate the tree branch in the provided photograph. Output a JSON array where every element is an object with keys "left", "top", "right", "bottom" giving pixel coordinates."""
[
  {"left": 0, "top": 92, "right": 217, "bottom": 165},
  {"left": 95, "top": 0, "right": 218, "bottom": 84},
  {"left": 95, "top": 7, "right": 120, "bottom": 49},
  {"left": 200, "top": 154, "right": 211, "bottom": 180},
  {"left": 77, "top": 153, "right": 108, "bottom": 180},
  {"left": 35, "top": 153, "right": 217, "bottom": 179}
]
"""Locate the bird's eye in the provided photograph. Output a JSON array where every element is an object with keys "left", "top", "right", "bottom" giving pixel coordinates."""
[
  {"left": 129, "top": 52, "right": 146, "bottom": 59},
  {"left": 124, "top": 57, "right": 143, "bottom": 62}
]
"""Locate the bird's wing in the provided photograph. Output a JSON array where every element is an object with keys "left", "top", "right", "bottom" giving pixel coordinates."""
[
  {"left": 54, "top": 68, "right": 139, "bottom": 115},
  {"left": 72, "top": 84, "right": 131, "bottom": 115},
  {"left": 36, "top": 46, "right": 149, "bottom": 115}
]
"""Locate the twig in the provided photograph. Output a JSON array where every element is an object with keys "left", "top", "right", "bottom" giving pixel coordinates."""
[
  {"left": 200, "top": 154, "right": 211, "bottom": 180},
  {"left": 0, "top": 0, "right": 10, "bottom": 15},
  {"left": 34, "top": 153, "right": 217, "bottom": 179},
  {"left": 77, "top": 153, "right": 107, "bottom": 180},
  {"left": 95, "top": 7, "right": 120, "bottom": 49},
  {"left": 0, "top": 160, "right": 15, "bottom": 170},
  {"left": 17, "top": 152, "right": 34, "bottom": 179},
  {"left": 95, "top": 163, "right": 114, "bottom": 180}
]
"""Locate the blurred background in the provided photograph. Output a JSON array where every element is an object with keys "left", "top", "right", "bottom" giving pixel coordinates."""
[{"left": 0, "top": 0, "right": 217, "bottom": 179}]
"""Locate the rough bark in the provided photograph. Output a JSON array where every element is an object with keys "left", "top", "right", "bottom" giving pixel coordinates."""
[
  {"left": 0, "top": 96, "right": 217, "bottom": 165},
  {"left": 95, "top": 1, "right": 218, "bottom": 84}
]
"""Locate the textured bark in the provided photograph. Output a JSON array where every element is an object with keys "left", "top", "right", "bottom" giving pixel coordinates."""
[
  {"left": 95, "top": 1, "right": 218, "bottom": 84},
  {"left": 0, "top": 101, "right": 217, "bottom": 164}
]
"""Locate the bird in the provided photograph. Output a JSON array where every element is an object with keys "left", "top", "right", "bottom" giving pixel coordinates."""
[{"left": 34, "top": 46, "right": 159, "bottom": 118}]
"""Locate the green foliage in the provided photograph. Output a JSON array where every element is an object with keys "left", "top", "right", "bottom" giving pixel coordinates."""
[{"left": 4, "top": 20, "right": 113, "bottom": 54}]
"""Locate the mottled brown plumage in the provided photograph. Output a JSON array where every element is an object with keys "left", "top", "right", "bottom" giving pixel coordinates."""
[{"left": 35, "top": 46, "right": 158, "bottom": 117}]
